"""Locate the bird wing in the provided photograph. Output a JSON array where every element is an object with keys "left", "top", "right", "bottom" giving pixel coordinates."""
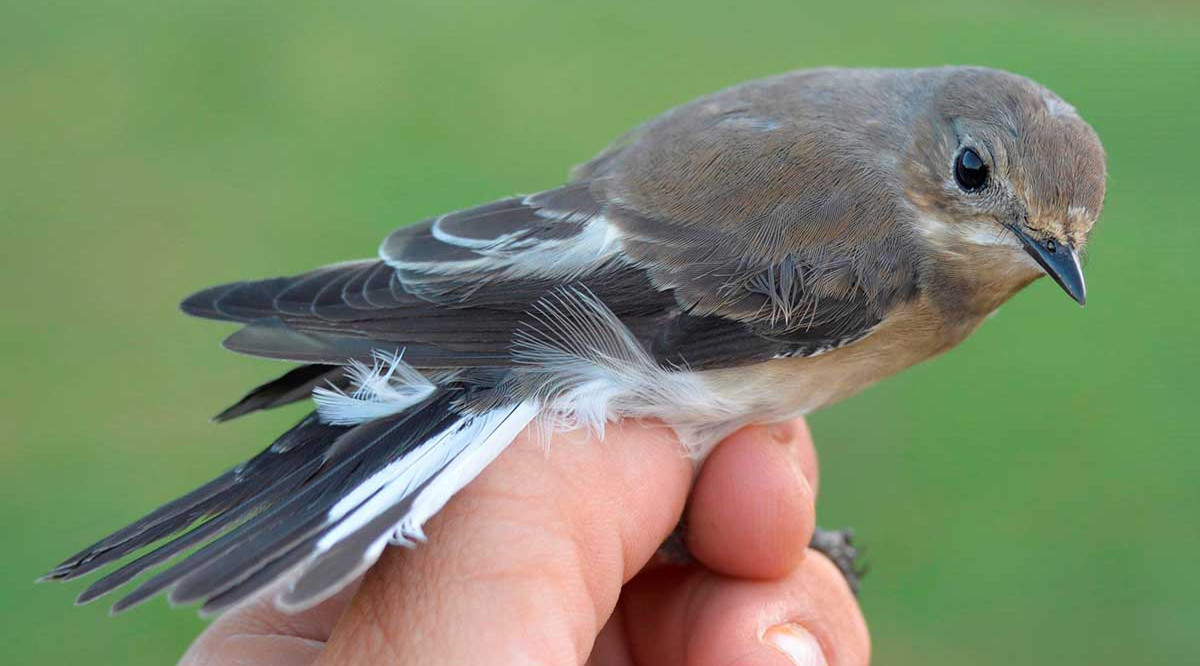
[
  {"left": 180, "top": 183, "right": 678, "bottom": 368},
  {"left": 184, "top": 78, "right": 922, "bottom": 372}
]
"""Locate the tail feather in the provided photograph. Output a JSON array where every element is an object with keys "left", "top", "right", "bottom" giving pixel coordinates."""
[
  {"left": 279, "top": 400, "right": 538, "bottom": 611},
  {"left": 199, "top": 531, "right": 326, "bottom": 615},
  {"left": 49, "top": 382, "right": 537, "bottom": 617},
  {"left": 158, "top": 401, "right": 452, "bottom": 609},
  {"left": 113, "top": 397, "right": 447, "bottom": 613},
  {"left": 78, "top": 447, "right": 330, "bottom": 605},
  {"left": 44, "top": 415, "right": 346, "bottom": 584}
]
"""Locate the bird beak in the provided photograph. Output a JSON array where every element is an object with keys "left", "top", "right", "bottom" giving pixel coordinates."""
[{"left": 1007, "top": 225, "right": 1087, "bottom": 306}]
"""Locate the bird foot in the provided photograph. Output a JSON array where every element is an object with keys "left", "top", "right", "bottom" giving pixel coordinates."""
[
  {"left": 656, "top": 524, "right": 866, "bottom": 596},
  {"left": 809, "top": 527, "right": 866, "bottom": 596}
]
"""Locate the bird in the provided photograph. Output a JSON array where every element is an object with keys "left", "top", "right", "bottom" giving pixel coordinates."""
[{"left": 43, "top": 66, "right": 1107, "bottom": 617}]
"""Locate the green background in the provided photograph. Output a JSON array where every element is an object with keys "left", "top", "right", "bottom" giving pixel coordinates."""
[{"left": 3, "top": 1, "right": 1197, "bottom": 663}]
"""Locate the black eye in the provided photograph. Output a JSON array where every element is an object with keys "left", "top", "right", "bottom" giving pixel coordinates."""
[{"left": 954, "top": 148, "right": 989, "bottom": 192}]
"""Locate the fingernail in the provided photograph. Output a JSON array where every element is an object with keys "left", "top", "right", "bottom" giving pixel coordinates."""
[
  {"left": 766, "top": 421, "right": 818, "bottom": 496},
  {"left": 763, "top": 622, "right": 828, "bottom": 666}
]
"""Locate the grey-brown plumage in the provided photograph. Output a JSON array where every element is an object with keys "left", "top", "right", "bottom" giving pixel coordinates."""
[{"left": 45, "top": 66, "right": 1107, "bottom": 615}]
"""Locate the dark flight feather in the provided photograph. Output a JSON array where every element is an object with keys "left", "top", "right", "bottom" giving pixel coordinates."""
[
  {"left": 212, "top": 364, "right": 343, "bottom": 422},
  {"left": 45, "top": 415, "right": 347, "bottom": 586}
]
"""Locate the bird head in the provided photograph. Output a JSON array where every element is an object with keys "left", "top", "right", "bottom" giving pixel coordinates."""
[{"left": 904, "top": 67, "right": 1107, "bottom": 305}]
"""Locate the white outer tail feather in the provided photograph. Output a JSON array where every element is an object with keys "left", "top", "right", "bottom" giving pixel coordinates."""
[
  {"left": 391, "top": 401, "right": 539, "bottom": 544},
  {"left": 274, "top": 401, "right": 539, "bottom": 613}
]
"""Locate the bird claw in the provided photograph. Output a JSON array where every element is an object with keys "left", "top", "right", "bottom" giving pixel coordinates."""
[{"left": 809, "top": 527, "right": 866, "bottom": 596}]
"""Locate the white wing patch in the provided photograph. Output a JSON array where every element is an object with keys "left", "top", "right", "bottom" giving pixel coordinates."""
[{"left": 384, "top": 215, "right": 626, "bottom": 282}]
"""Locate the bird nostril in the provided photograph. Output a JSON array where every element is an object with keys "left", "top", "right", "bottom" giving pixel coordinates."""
[{"left": 1044, "top": 239, "right": 1057, "bottom": 253}]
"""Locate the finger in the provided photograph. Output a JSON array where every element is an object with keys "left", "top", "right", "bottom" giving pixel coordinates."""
[
  {"left": 316, "top": 419, "right": 695, "bottom": 665},
  {"left": 182, "top": 636, "right": 322, "bottom": 666},
  {"left": 686, "top": 419, "right": 818, "bottom": 579},
  {"left": 620, "top": 551, "right": 870, "bottom": 666},
  {"left": 587, "top": 604, "right": 635, "bottom": 666},
  {"left": 180, "top": 579, "right": 361, "bottom": 666}
]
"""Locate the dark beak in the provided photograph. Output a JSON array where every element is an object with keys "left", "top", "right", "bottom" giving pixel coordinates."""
[{"left": 1007, "top": 225, "right": 1087, "bottom": 306}]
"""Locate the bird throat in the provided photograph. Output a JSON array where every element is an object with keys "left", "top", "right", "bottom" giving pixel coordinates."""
[{"left": 915, "top": 214, "right": 1044, "bottom": 320}]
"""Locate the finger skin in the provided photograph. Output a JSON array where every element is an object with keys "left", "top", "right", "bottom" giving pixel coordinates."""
[
  {"left": 315, "top": 419, "right": 694, "bottom": 665},
  {"left": 687, "top": 421, "right": 818, "bottom": 579},
  {"left": 187, "top": 635, "right": 323, "bottom": 666},
  {"left": 180, "top": 581, "right": 360, "bottom": 666},
  {"left": 620, "top": 552, "right": 870, "bottom": 666}
]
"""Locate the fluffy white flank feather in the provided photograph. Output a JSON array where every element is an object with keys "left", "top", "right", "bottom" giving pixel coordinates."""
[
  {"left": 312, "top": 350, "right": 436, "bottom": 426},
  {"left": 512, "top": 286, "right": 746, "bottom": 455}
]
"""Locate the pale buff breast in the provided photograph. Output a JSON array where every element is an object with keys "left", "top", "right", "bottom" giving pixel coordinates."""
[{"left": 699, "top": 270, "right": 1030, "bottom": 425}]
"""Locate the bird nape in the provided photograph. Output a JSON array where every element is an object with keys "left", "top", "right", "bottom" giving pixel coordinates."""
[{"left": 44, "top": 65, "right": 1106, "bottom": 616}]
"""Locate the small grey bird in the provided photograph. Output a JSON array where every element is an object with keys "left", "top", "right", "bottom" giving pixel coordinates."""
[{"left": 45, "top": 66, "right": 1106, "bottom": 615}]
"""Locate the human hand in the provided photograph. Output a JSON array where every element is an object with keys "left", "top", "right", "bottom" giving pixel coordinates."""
[{"left": 181, "top": 419, "right": 869, "bottom": 665}]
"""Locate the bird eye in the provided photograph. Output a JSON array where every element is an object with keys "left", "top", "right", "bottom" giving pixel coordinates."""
[{"left": 954, "top": 148, "right": 989, "bottom": 192}]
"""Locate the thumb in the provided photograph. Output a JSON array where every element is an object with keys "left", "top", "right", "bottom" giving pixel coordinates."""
[{"left": 315, "top": 420, "right": 694, "bottom": 665}]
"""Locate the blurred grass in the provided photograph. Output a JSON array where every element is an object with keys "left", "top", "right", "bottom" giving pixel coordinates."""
[{"left": 2, "top": 1, "right": 1197, "bottom": 663}]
